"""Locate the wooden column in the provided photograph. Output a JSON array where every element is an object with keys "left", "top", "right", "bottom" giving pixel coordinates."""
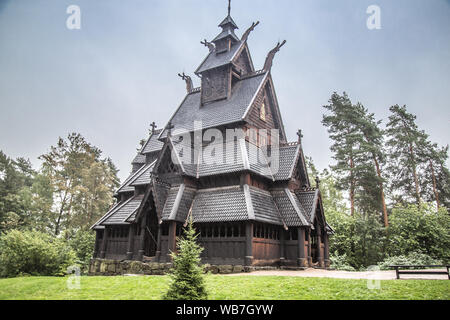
[
  {"left": 297, "top": 228, "right": 307, "bottom": 267},
  {"left": 155, "top": 224, "right": 162, "bottom": 262},
  {"left": 279, "top": 228, "right": 285, "bottom": 266},
  {"left": 93, "top": 231, "right": 100, "bottom": 258},
  {"left": 307, "top": 229, "right": 312, "bottom": 266},
  {"left": 167, "top": 221, "right": 177, "bottom": 260},
  {"left": 126, "top": 225, "right": 135, "bottom": 260},
  {"left": 245, "top": 222, "right": 253, "bottom": 266},
  {"left": 316, "top": 227, "right": 324, "bottom": 268},
  {"left": 324, "top": 233, "right": 330, "bottom": 269},
  {"left": 137, "top": 215, "right": 147, "bottom": 261},
  {"left": 100, "top": 229, "right": 107, "bottom": 259}
]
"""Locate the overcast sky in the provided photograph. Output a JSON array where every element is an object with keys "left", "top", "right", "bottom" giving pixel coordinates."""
[{"left": 0, "top": 0, "right": 449, "bottom": 182}]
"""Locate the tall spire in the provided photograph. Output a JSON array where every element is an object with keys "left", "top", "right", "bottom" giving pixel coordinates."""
[{"left": 213, "top": 0, "right": 239, "bottom": 45}]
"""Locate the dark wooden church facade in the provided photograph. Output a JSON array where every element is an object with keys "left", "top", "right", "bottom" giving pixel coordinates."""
[{"left": 92, "top": 5, "right": 332, "bottom": 268}]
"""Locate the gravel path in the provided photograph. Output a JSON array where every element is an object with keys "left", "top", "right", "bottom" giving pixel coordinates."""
[{"left": 227, "top": 268, "right": 449, "bottom": 280}]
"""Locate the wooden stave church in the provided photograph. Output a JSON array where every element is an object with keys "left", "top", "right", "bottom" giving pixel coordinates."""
[{"left": 91, "top": 5, "right": 332, "bottom": 268}]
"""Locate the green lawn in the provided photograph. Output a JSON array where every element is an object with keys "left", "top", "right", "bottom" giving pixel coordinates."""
[{"left": 0, "top": 275, "right": 448, "bottom": 300}]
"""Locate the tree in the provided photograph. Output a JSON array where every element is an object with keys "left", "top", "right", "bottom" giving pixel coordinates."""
[
  {"left": 385, "top": 105, "right": 429, "bottom": 206},
  {"left": 421, "top": 143, "right": 450, "bottom": 210},
  {"left": 322, "top": 93, "right": 385, "bottom": 219},
  {"left": 0, "top": 151, "right": 43, "bottom": 232},
  {"left": 322, "top": 93, "right": 362, "bottom": 216},
  {"left": 355, "top": 103, "right": 389, "bottom": 226},
  {"left": 39, "top": 133, "right": 119, "bottom": 235},
  {"left": 71, "top": 159, "right": 120, "bottom": 230},
  {"left": 163, "top": 218, "right": 208, "bottom": 300},
  {"left": 387, "top": 204, "right": 450, "bottom": 261}
]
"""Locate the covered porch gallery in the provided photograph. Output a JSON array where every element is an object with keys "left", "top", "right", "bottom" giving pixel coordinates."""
[
  {"left": 93, "top": 184, "right": 331, "bottom": 267},
  {"left": 94, "top": 219, "right": 330, "bottom": 268}
]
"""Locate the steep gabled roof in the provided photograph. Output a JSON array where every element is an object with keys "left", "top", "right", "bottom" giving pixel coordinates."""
[
  {"left": 161, "top": 184, "right": 196, "bottom": 223},
  {"left": 129, "top": 160, "right": 156, "bottom": 186},
  {"left": 167, "top": 138, "right": 274, "bottom": 180},
  {"left": 115, "top": 160, "right": 154, "bottom": 195},
  {"left": 141, "top": 129, "right": 164, "bottom": 154},
  {"left": 91, "top": 200, "right": 128, "bottom": 229},
  {"left": 294, "top": 189, "right": 320, "bottom": 224},
  {"left": 271, "top": 189, "right": 309, "bottom": 227},
  {"left": 272, "top": 143, "right": 300, "bottom": 181},
  {"left": 195, "top": 40, "right": 244, "bottom": 74},
  {"left": 159, "top": 72, "right": 268, "bottom": 138},
  {"left": 212, "top": 28, "right": 240, "bottom": 43},
  {"left": 101, "top": 195, "right": 144, "bottom": 225},
  {"left": 91, "top": 195, "right": 145, "bottom": 228},
  {"left": 241, "top": 74, "right": 287, "bottom": 142},
  {"left": 248, "top": 186, "right": 283, "bottom": 225},
  {"left": 218, "top": 15, "right": 238, "bottom": 29},
  {"left": 131, "top": 153, "right": 146, "bottom": 165}
]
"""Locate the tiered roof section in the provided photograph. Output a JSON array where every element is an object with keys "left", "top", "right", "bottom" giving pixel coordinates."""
[{"left": 92, "top": 6, "right": 328, "bottom": 233}]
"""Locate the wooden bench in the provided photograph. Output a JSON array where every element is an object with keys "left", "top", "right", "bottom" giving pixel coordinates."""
[{"left": 390, "top": 265, "right": 450, "bottom": 280}]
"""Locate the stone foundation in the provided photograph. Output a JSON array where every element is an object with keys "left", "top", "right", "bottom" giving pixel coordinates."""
[{"left": 89, "top": 258, "right": 308, "bottom": 276}]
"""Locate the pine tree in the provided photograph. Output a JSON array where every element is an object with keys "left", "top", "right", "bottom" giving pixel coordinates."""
[
  {"left": 355, "top": 103, "right": 389, "bottom": 226},
  {"left": 385, "top": 105, "right": 429, "bottom": 206},
  {"left": 323, "top": 93, "right": 384, "bottom": 217},
  {"left": 163, "top": 218, "right": 208, "bottom": 300},
  {"left": 422, "top": 142, "right": 450, "bottom": 209},
  {"left": 322, "top": 93, "right": 362, "bottom": 216}
]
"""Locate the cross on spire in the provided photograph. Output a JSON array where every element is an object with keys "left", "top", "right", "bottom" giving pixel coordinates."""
[
  {"left": 315, "top": 176, "right": 321, "bottom": 189},
  {"left": 166, "top": 121, "right": 175, "bottom": 137},
  {"left": 150, "top": 122, "right": 157, "bottom": 134},
  {"left": 297, "top": 129, "right": 303, "bottom": 144}
]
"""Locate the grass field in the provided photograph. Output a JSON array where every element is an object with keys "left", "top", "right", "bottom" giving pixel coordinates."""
[{"left": 0, "top": 275, "right": 448, "bottom": 300}]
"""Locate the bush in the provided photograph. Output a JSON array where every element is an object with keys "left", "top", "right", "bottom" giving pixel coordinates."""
[
  {"left": 163, "top": 219, "right": 207, "bottom": 300},
  {"left": 0, "top": 229, "right": 77, "bottom": 278},
  {"left": 377, "top": 252, "right": 443, "bottom": 270},
  {"left": 65, "top": 229, "right": 96, "bottom": 274},
  {"left": 387, "top": 204, "right": 450, "bottom": 261},
  {"left": 327, "top": 209, "right": 386, "bottom": 270},
  {"left": 329, "top": 253, "right": 356, "bottom": 271}
]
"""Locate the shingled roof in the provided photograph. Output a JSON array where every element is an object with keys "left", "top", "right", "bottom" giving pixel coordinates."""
[
  {"left": 191, "top": 186, "right": 248, "bottom": 223},
  {"left": 196, "top": 41, "right": 244, "bottom": 74},
  {"left": 130, "top": 160, "right": 156, "bottom": 187},
  {"left": 168, "top": 138, "right": 275, "bottom": 180},
  {"left": 141, "top": 129, "right": 164, "bottom": 154},
  {"left": 273, "top": 144, "right": 300, "bottom": 180},
  {"left": 248, "top": 187, "right": 283, "bottom": 225},
  {"left": 131, "top": 153, "right": 146, "bottom": 165},
  {"left": 271, "top": 189, "right": 309, "bottom": 227},
  {"left": 294, "top": 189, "right": 319, "bottom": 223},
  {"left": 159, "top": 184, "right": 309, "bottom": 226},
  {"left": 159, "top": 72, "right": 268, "bottom": 138},
  {"left": 92, "top": 195, "right": 145, "bottom": 228},
  {"left": 161, "top": 184, "right": 196, "bottom": 222},
  {"left": 116, "top": 160, "right": 155, "bottom": 195}
]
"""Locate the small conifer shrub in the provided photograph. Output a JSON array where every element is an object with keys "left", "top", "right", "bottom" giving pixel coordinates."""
[{"left": 163, "top": 218, "right": 208, "bottom": 300}]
